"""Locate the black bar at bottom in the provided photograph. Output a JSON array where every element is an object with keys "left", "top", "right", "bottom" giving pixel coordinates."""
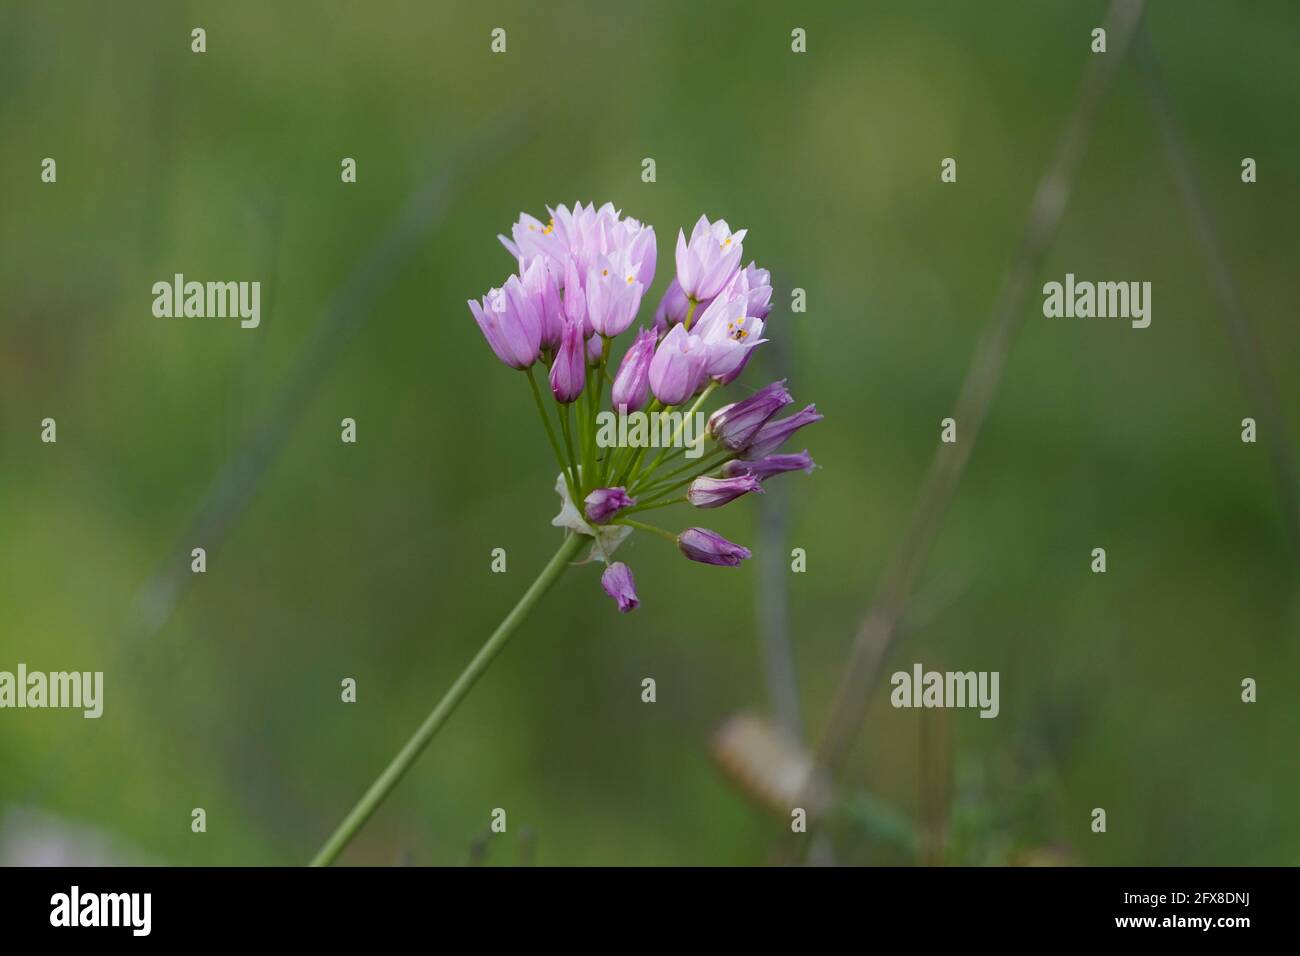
[{"left": 0, "top": 866, "right": 1279, "bottom": 941}]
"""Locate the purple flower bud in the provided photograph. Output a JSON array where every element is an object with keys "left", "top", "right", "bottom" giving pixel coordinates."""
[
  {"left": 584, "top": 486, "right": 636, "bottom": 524},
  {"left": 687, "top": 473, "right": 763, "bottom": 508},
  {"left": 675, "top": 215, "right": 746, "bottom": 301},
  {"left": 585, "top": 331, "right": 605, "bottom": 367},
  {"left": 648, "top": 324, "right": 706, "bottom": 406},
  {"left": 653, "top": 278, "right": 692, "bottom": 331},
  {"left": 707, "top": 380, "right": 793, "bottom": 450},
  {"left": 467, "top": 274, "right": 543, "bottom": 370},
  {"left": 744, "top": 404, "right": 823, "bottom": 459},
  {"left": 677, "top": 527, "right": 752, "bottom": 567},
  {"left": 611, "top": 328, "right": 656, "bottom": 412},
  {"left": 724, "top": 449, "right": 815, "bottom": 481},
  {"left": 600, "top": 562, "right": 639, "bottom": 613},
  {"left": 549, "top": 317, "right": 586, "bottom": 403}
]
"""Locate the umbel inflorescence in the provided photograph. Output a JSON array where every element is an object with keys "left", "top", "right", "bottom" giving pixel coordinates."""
[
  {"left": 313, "top": 204, "right": 822, "bottom": 864},
  {"left": 469, "top": 202, "right": 821, "bottom": 612}
]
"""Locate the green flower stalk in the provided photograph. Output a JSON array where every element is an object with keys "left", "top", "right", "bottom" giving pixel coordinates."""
[{"left": 310, "top": 200, "right": 821, "bottom": 864}]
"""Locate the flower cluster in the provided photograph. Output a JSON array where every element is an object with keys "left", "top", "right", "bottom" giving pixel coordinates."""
[{"left": 469, "top": 201, "right": 820, "bottom": 613}]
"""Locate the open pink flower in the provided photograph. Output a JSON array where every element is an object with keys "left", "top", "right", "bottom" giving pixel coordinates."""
[
  {"left": 692, "top": 282, "right": 767, "bottom": 384},
  {"left": 675, "top": 214, "right": 746, "bottom": 301}
]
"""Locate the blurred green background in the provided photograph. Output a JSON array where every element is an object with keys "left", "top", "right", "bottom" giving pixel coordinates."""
[{"left": 1, "top": 0, "right": 1297, "bottom": 866}]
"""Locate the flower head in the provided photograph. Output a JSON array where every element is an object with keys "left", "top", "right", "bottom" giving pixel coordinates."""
[
  {"left": 600, "top": 562, "right": 639, "bottom": 613},
  {"left": 677, "top": 527, "right": 752, "bottom": 567},
  {"left": 477, "top": 202, "right": 819, "bottom": 609}
]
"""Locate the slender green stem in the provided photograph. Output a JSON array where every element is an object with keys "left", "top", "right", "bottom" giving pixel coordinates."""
[
  {"left": 613, "top": 399, "right": 663, "bottom": 486},
  {"left": 619, "top": 404, "right": 671, "bottom": 488},
  {"left": 581, "top": 362, "right": 600, "bottom": 495},
  {"left": 593, "top": 338, "right": 615, "bottom": 484},
  {"left": 638, "top": 439, "right": 690, "bottom": 474},
  {"left": 641, "top": 381, "right": 718, "bottom": 481},
  {"left": 575, "top": 378, "right": 592, "bottom": 493},
  {"left": 636, "top": 454, "right": 735, "bottom": 503},
  {"left": 677, "top": 381, "right": 717, "bottom": 444},
  {"left": 526, "top": 369, "right": 578, "bottom": 505},
  {"left": 559, "top": 403, "right": 580, "bottom": 494},
  {"left": 310, "top": 532, "right": 586, "bottom": 866},
  {"left": 624, "top": 496, "right": 687, "bottom": 515},
  {"left": 636, "top": 447, "right": 729, "bottom": 493},
  {"left": 613, "top": 518, "right": 678, "bottom": 543}
]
